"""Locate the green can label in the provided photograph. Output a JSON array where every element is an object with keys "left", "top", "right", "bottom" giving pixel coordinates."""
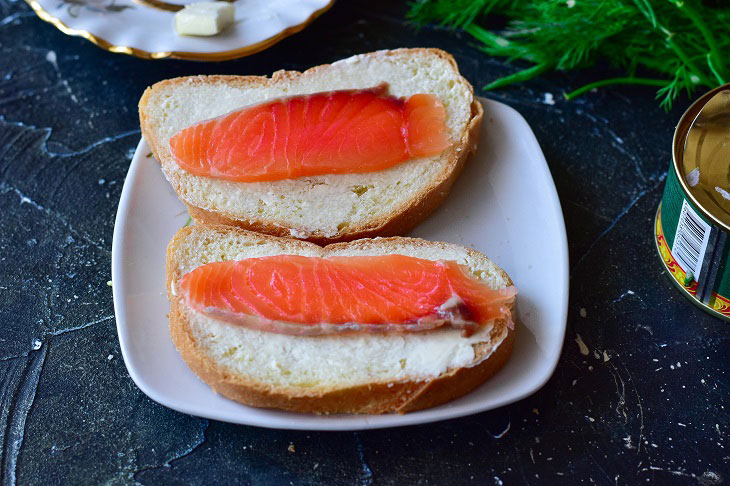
[{"left": 656, "top": 168, "right": 730, "bottom": 319}]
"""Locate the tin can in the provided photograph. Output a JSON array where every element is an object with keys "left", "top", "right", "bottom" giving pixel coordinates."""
[{"left": 655, "top": 83, "right": 730, "bottom": 321}]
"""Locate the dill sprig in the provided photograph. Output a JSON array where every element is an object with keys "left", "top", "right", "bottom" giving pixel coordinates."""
[{"left": 408, "top": 0, "right": 730, "bottom": 109}]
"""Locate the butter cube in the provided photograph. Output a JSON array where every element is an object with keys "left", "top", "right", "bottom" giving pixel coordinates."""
[{"left": 175, "top": 2, "right": 235, "bottom": 36}]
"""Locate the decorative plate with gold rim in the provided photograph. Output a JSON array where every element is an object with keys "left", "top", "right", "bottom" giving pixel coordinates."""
[{"left": 26, "top": 0, "right": 334, "bottom": 61}]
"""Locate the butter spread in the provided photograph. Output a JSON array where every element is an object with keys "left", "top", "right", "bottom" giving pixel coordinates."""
[{"left": 175, "top": 2, "right": 234, "bottom": 37}]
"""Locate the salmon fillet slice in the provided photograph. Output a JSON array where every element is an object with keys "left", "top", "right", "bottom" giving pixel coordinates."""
[
  {"left": 168, "top": 85, "right": 451, "bottom": 182},
  {"left": 179, "top": 254, "right": 517, "bottom": 336}
]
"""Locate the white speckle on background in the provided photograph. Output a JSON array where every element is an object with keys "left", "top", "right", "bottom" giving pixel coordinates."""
[
  {"left": 543, "top": 93, "right": 555, "bottom": 105},
  {"left": 32, "top": 339, "right": 41, "bottom": 350},
  {"left": 45, "top": 50, "right": 57, "bottom": 68},
  {"left": 492, "top": 421, "right": 511, "bottom": 439},
  {"left": 613, "top": 290, "right": 635, "bottom": 302}
]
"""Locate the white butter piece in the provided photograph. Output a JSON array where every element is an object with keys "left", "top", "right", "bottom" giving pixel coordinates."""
[{"left": 175, "top": 2, "right": 235, "bottom": 37}]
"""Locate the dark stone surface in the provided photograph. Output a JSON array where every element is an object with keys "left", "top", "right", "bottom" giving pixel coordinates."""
[{"left": 0, "top": 0, "right": 728, "bottom": 484}]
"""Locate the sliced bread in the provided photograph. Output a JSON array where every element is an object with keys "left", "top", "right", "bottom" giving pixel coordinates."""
[
  {"left": 167, "top": 225, "right": 515, "bottom": 414},
  {"left": 141, "top": 48, "right": 483, "bottom": 245}
]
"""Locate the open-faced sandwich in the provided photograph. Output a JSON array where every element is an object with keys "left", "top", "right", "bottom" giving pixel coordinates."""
[
  {"left": 167, "top": 225, "right": 516, "bottom": 414},
  {"left": 139, "top": 48, "right": 483, "bottom": 244}
]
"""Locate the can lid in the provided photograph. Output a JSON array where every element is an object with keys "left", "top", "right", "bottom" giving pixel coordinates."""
[{"left": 675, "top": 83, "right": 730, "bottom": 230}]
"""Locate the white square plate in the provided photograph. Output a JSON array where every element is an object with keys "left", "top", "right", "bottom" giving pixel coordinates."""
[{"left": 112, "top": 98, "right": 568, "bottom": 430}]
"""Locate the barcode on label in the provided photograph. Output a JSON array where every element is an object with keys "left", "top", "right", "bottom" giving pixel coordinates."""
[{"left": 671, "top": 200, "right": 712, "bottom": 280}]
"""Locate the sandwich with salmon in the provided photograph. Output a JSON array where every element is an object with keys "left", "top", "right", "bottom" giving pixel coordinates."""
[
  {"left": 167, "top": 225, "right": 516, "bottom": 414},
  {"left": 140, "top": 48, "right": 483, "bottom": 244}
]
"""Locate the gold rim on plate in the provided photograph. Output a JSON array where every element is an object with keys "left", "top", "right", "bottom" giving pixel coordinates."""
[{"left": 24, "top": 0, "right": 336, "bottom": 61}]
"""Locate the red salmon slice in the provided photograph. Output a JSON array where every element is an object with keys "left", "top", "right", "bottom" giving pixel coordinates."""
[
  {"left": 179, "top": 254, "right": 516, "bottom": 336},
  {"left": 169, "top": 85, "right": 451, "bottom": 182}
]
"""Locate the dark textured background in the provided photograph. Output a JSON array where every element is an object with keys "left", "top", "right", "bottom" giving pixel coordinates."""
[{"left": 0, "top": 1, "right": 728, "bottom": 484}]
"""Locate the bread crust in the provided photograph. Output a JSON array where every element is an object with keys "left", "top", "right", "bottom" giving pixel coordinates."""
[
  {"left": 166, "top": 226, "right": 515, "bottom": 414},
  {"left": 140, "top": 48, "right": 484, "bottom": 245}
]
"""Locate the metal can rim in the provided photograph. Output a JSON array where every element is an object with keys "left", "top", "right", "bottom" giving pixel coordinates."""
[{"left": 673, "top": 82, "right": 730, "bottom": 231}]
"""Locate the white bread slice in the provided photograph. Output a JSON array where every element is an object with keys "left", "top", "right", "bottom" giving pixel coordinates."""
[
  {"left": 167, "top": 225, "right": 515, "bottom": 414},
  {"left": 141, "top": 48, "right": 483, "bottom": 245}
]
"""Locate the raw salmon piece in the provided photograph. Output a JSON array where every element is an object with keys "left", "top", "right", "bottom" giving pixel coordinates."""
[
  {"left": 179, "top": 254, "right": 517, "bottom": 336},
  {"left": 169, "top": 85, "right": 451, "bottom": 182}
]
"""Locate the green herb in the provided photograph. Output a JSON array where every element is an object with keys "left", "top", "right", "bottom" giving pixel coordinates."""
[{"left": 408, "top": 0, "right": 730, "bottom": 109}]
